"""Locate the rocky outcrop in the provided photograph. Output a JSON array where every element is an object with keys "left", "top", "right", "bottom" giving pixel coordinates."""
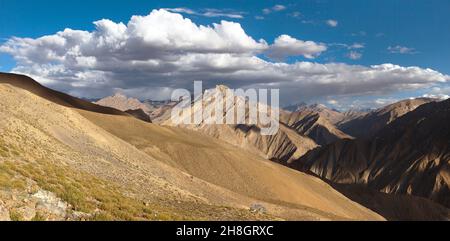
[{"left": 0, "top": 188, "right": 72, "bottom": 221}]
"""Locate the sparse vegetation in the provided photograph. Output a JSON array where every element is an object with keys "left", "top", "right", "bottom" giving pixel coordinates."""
[
  {"left": 0, "top": 159, "right": 183, "bottom": 220},
  {"left": 0, "top": 146, "right": 8, "bottom": 157},
  {"left": 31, "top": 212, "right": 46, "bottom": 221},
  {"left": 0, "top": 162, "right": 27, "bottom": 190},
  {"left": 9, "top": 209, "right": 23, "bottom": 221},
  {"left": 0, "top": 140, "right": 10, "bottom": 157}
]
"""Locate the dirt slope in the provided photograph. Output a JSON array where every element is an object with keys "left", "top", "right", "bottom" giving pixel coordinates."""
[{"left": 80, "top": 110, "right": 380, "bottom": 220}]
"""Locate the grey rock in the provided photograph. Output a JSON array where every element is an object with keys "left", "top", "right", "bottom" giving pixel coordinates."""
[
  {"left": 249, "top": 204, "right": 267, "bottom": 214},
  {"left": 33, "top": 190, "right": 68, "bottom": 217}
]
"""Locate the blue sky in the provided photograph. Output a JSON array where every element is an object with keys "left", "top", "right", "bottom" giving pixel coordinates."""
[{"left": 1, "top": 0, "right": 449, "bottom": 109}]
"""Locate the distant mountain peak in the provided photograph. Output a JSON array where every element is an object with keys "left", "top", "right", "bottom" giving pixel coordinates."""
[
  {"left": 309, "top": 103, "right": 327, "bottom": 109},
  {"left": 283, "top": 102, "right": 308, "bottom": 112},
  {"left": 203, "top": 85, "right": 231, "bottom": 97},
  {"left": 112, "top": 92, "right": 128, "bottom": 99},
  {"left": 215, "top": 84, "right": 230, "bottom": 91},
  {"left": 339, "top": 97, "right": 437, "bottom": 138},
  {"left": 95, "top": 93, "right": 151, "bottom": 115}
]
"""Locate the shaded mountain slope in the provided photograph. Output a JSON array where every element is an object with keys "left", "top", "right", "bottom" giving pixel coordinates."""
[
  {"left": 125, "top": 109, "right": 152, "bottom": 123},
  {"left": 281, "top": 109, "right": 353, "bottom": 146},
  {"left": 293, "top": 99, "right": 450, "bottom": 208},
  {"left": 339, "top": 98, "right": 436, "bottom": 138},
  {"left": 332, "top": 184, "right": 450, "bottom": 221}
]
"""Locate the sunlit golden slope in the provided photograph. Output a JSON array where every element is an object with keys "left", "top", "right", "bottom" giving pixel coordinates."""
[{"left": 79, "top": 110, "right": 381, "bottom": 220}]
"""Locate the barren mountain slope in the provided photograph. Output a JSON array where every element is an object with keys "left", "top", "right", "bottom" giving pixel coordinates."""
[
  {"left": 80, "top": 109, "right": 380, "bottom": 220},
  {"left": 332, "top": 184, "right": 450, "bottom": 221},
  {"left": 95, "top": 93, "right": 151, "bottom": 114},
  {"left": 0, "top": 73, "right": 127, "bottom": 116},
  {"left": 164, "top": 85, "right": 318, "bottom": 163},
  {"left": 0, "top": 84, "right": 274, "bottom": 221},
  {"left": 125, "top": 109, "right": 152, "bottom": 123},
  {"left": 280, "top": 109, "right": 353, "bottom": 146},
  {"left": 339, "top": 98, "right": 436, "bottom": 138},
  {"left": 0, "top": 75, "right": 383, "bottom": 220},
  {"left": 284, "top": 103, "right": 344, "bottom": 124},
  {"left": 143, "top": 100, "right": 178, "bottom": 123},
  {"left": 338, "top": 109, "right": 369, "bottom": 125},
  {"left": 95, "top": 94, "right": 175, "bottom": 123},
  {"left": 293, "top": 99, "right": 450, "bottom": 208},
  {"left": 298, "top": 104, "right": 345, "bottom": 125}
]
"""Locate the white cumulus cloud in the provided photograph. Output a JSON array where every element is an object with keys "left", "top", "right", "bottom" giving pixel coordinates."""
[
  {"left": 1, "top": 9, "right": 449, "bottom": 106},
  {"left": 422, "top": 86, "right": 450, "bottom": 100},
  {"left": 326, "top": 19, "right": 338, "bottom": 27},
  {"left": 266, "top": 35, "right": 327, "bottom": 60}
]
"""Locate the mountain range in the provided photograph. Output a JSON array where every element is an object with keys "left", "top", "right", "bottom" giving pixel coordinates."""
[
  {"left": 338, "top": 98, "right": 437, "bottom": 138},
  {"left": 292, "top": 98, "right": 450, "bottom": 209},
  {"left": 1, "top": 72, "right": 449, "bottom": 221},
  {"left": 0, "top": 73, "right": 384, "bottom": 221}
]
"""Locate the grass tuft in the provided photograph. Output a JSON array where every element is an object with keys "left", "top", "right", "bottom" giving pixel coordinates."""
[{"left": 9, "top": 209, "right": 23, "bottom": 221}]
